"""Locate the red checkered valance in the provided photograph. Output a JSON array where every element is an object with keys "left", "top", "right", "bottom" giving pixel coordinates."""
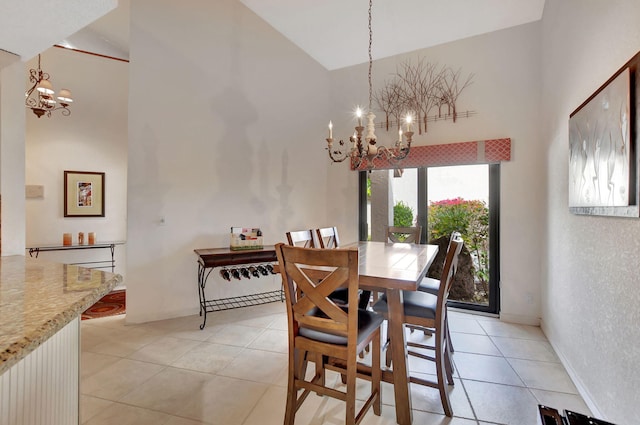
[{"left": 351, "top": 138, "right": 511, "bottom": 170}]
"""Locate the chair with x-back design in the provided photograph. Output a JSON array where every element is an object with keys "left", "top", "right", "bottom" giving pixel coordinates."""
[
  {"left": 286, "top": 229, "right": 318, "bottom": 248},
  {"left": 373, "top": 233, "right": 464, "bottom": 417},
  {"left": 386, "top": 225, "right": 422, "bottom": 244},
  {"left": 316, "top": 226, "right": 341, "bottom": 249},
  {"left": 275, "top": 243, "right": 383, "bottom": 425}
]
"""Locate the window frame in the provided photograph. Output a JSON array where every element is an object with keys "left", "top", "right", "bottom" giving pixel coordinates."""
[{"left": 358, "top": 163, "right": 500, "bottom": 314}]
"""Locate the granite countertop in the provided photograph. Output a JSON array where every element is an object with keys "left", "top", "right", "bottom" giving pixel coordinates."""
[{"left": 0, "top": 255, "right": 122, "bottom": 374}]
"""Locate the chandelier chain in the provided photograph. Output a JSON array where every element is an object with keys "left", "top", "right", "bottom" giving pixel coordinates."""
[
  {"left": 368, "top": 0, "right": 373, "bottom": 111},
  {"left": 325, "top": 0, "right": 412, "bottom": 169}
]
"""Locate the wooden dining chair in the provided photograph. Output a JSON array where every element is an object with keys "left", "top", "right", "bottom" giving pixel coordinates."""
[
  {"left": 417, "top": 231, "right": 462, "bottom": 351},
  {"left": 287, "top": 229, "right": 350, "bottom": 306},
  {"left": 286, "top": 229, "right": 318, "bottom": 248},
  {"left": 315, "top": 226, "right": 371, "bottom": 358},
  {"left": 316, "top": 226, "right": 341, "bottom": 249},
  {"left": 386, "top": 225, "right": 422, "bottom": 244},
  {"left": 374, "top": 226, "right": 423, "bottom": 306},
  {"left": 419, "top": 231, "right": 461, "bottom": 294},
  {"left": 315, "top": 226, "right": 371, "bottom": 308},
  {"left": 372, "top": 234, "right": 464, "bottom": 417},
  {"left": 275, "top": 243, "right": 383, "bottom": 425}
]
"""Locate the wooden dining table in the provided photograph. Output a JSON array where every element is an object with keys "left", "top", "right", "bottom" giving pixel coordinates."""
[{"left": 349, "top": 241, "right": 439, "bottom": 425}]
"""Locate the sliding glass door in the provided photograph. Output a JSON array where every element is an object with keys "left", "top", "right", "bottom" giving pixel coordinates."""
[{"left": 360, "top": 164, "right": 500, "bottom": 313}]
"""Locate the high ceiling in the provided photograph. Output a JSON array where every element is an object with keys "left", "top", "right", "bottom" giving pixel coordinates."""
[
  {"left": 239, "top": 0, "right": 546, "bottom": 70},
  {"left": 59, "top": 0, "right": 130, "bottom": 61},
  {"left": 0, "top": 0, "right": 118, "bottom": 61},
  {"left": 1, "top": 0, "right": 545, "bottom": 69}
]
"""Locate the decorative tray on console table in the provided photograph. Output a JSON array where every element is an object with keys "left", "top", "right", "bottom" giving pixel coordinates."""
[{"left": 229, "top": 227, "right": 263, "bottom": 251}]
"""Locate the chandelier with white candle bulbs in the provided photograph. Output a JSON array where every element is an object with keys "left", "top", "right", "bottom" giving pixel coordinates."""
[
  {"left": 25, "top": 54, "right": 73, "bottom": 118},
  {"left": 325, "top": 0, "right": 413, "bottom": 169}
]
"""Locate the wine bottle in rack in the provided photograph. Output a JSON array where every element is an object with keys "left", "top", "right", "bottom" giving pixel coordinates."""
[
  {"left": 240, "top": 268, "right": 250, "bottom": 279},
  {"left": 249, "top": 266, "right": 260, "bottom": 278},
  {"left": 231, "top": 269, "right": 241, "bottom": 280},
  {"left": 266, "top": 264, "right": 276, "bottom": 274},
  {"left": 257, "top": 265, "right": 269, "bottom": 276},
  {"left": 220, "top": 269, "right": 231, "bottom": 281}
]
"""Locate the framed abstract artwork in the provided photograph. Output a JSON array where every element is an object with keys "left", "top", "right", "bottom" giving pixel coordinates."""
[
  {"left": 64, "top": 170, "right": 105, "bottom": 217},
  {"left": 569, "top": 51, "right": 640, "bottom": 217}
]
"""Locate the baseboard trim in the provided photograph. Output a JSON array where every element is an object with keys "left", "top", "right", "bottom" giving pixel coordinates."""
[
  {"left": 448, "top": 307, "right": 499, "bottom": 318},
  {"left": 499, "top": 312, "right": 540, "bottom": 326},
  {"left": 540, "top": 319, "right": 603, "bottom": 419},
  {"left": 125, "top": 306, "right": 199, "bottom": 325}
]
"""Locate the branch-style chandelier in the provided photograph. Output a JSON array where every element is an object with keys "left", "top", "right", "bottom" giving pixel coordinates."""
[
  {"left": 25, "top": 54, "right": 73, "bottom": 118},
  {"left": 325, "top": 0, "right": 413, "bottom": 169}
]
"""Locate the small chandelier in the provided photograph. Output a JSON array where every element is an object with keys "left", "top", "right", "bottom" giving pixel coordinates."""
[
  {"left": 325, "top": 0, "right": 412, "bottom": 169},
  {"left": 25, "top": 54, "right": 73, "bottom": 118}
]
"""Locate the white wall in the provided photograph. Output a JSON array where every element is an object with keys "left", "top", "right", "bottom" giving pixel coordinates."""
[
  {"left": 540, "top": 1, "right": 640, "bottom": 422},
  {"left": 24, "top": 47, "right": 128, "bottom": 274},
  {"left": 329, "top": 22, "right": 544, "bottom": 324},
  {"left": 1, "top": 59, "right": 26, "bottom": 256},
  {"left": 126, "top": 0, "right": 331, "bottom": 323}
]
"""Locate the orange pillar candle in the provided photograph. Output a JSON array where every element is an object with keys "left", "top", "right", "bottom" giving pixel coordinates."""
[
  {"left": 88, "top": 232, "right": 96, "bottom": 245},
  {"left": 63, "top": 233, "right": 72, "bottom": 246}
]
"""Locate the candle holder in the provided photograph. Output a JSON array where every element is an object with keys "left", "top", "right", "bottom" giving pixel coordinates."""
[
  {"left": 326, "top": 123, "right": 413, "bottom": 169},
  {"left": 326, "top": 125, "right": 365, "bottom": 164}
]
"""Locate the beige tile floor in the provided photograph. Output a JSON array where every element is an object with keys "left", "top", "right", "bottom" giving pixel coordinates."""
[{"left": 80, "top": 303, "right": 590, "bottom": 425}]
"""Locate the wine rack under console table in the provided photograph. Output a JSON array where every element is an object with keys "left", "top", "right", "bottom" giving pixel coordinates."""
[{"left": 194, "top": 246, "right": 281, "bottom": 330}]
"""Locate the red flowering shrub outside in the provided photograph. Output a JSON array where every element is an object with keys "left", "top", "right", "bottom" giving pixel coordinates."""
[{"left": 428, "top": 197, "right": 489, "bottom": 299}]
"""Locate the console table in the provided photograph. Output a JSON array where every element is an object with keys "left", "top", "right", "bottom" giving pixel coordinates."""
[
  {"left": 194, "top": 246, "right": 281, "bottom": 329},
  {"left": 27, "top": 241, "right": 125, "bottom": 273}
]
